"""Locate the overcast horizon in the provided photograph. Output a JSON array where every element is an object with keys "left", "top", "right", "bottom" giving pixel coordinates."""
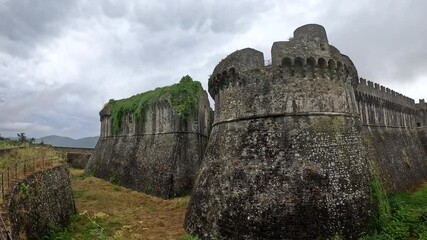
[{"left": 0, "top": 0, "right": 426, "bottom": 139}]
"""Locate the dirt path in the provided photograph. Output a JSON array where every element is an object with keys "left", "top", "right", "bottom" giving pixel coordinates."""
[{"left": 70, "top": 168, "right": 189, "bottom": 240}]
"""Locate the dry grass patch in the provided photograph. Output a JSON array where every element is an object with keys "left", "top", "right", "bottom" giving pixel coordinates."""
[{"left": 66, "top": 168, "right": 189, "bottom": 240}]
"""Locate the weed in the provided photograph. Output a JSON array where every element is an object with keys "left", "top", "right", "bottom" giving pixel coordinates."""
[
  {"left": 369, "top": 169, "right": 391, "bottom": 231},
  {"left": 109, "top": 171, "right": 118, "bottom": 184},
  {"left": 19, "top": 183, "right": 29, "bottom": 196},
  {"left": 362, "top": 181, "right": 427, "bottom": 239},
  {"left": 80, "top": 168, "right": 96, "bottom": 179},
  {"left": 45, "top": 213, "right": 114, "bottom": 240},
  {"left": 178, "top": 234, "right": 201, "bottom": 240}
]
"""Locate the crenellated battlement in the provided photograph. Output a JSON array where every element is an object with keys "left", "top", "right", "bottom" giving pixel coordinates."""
[
  {"left": 208, "top": 54, "right": 358, "bottom": 100},
  {"left": 356, "top": 78, "right": 415, "bottom": 109},
  {"left": 355, "top": 78, "right": 420, "bottom": 128},
  {"left": 208, "top": 24, "right": 362, "bottom": 100},
  {"left": 279, "top": 56, "right": 355, "bottom": 82}
]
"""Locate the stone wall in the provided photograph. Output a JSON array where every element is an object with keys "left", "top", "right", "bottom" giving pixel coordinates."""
[
  {"left": 66, "top": 152, "right": 91, "bottom": 169},
  {"left": 53, "top": 146, "right": 94, "bottom": 154},
  {"left": 418, "top": 128, "right": 427, "bottom": 153},
  {"left": 186, "top": 24, "right": 372, "bottom": 239},
  {"left": 363, "top": 127, "right": 427, "bottom": 192},
  {"left": 8, "top": 165, "right": 76, "bottom": 240},
  {"left": 355, "top": 78, "right": 416, "bottom": 128},
  {"left": 354, "top": 79, "right": 427, "bottom": 192},
  {"left": 86, "top": 86, "right": 213, "bottom": 199}
]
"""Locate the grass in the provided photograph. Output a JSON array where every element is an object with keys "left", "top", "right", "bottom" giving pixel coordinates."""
[
  {"left": 0, "top": 146, "right": 65, "bottom": 210},
  {"left": 47, "top": 168, "right": 427, "bottom": 240},
  {"left": 0, "top": 140, "right": 18, "bottom": 149},
  {"left": 362, "top": 181, "right": 427, "bottom": 239},
  {"left": 0, "top": 146, "right": 62, "bottom": 171},
  {"left": 177, "top": 235, "right": 200, "bottom": 240},
  {"left": 109, "top": 75, "right": 202, "bottom": 134},
  {"left": 46, "top": 168, "right": 190, "bottom": 239}
]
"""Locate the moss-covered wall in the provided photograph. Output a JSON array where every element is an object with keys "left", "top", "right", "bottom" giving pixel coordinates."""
[
  {"left": 86, "top": 76, "right": 213, "bottom": 199},
  {"left": 100, "top": 76, "right": 205, "bottom": 137}
]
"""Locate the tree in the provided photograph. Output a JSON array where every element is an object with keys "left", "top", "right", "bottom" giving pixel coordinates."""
[{"left": 17, "top": 132, "right": 27, "bottom": 143}]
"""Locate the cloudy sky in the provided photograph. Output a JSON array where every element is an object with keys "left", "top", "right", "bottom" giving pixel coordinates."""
[{"left": 0, "top": 0, "right": 426, "bottom": 139}]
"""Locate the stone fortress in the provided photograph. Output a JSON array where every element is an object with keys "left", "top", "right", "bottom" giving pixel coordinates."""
[
  {"left": 85, "top": 77, "right": 213, "bottom": 199},
  {"left": 87, "top": 24, "right": 427, "bottom": 239},
  {"left": 185, "top": 24, "right": 427, "bottom": 239}
]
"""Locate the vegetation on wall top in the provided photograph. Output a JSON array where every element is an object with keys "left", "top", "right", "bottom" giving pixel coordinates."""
[{"left": 108, "top": 75, "right": 203, "bottom": 135}]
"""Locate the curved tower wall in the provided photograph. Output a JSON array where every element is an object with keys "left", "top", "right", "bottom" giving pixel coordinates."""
[{"left": 185, "top": 24, "right": 372, "bottom": 239}]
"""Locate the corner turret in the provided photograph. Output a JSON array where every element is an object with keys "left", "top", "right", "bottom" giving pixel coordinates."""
[
  {"left": 208, "top": 48, "right": 264, "bottom": 98},
  {"left": 270, "top": 24, "right": 358, "bottom": 87},
  {"left": 186, "top": 24, "right": 372, "bottom": 239},
  {"left": 294, "top": 24, "right": 329, "bottom": 47}
]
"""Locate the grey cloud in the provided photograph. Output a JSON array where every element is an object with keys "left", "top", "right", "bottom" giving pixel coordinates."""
[
  {"left": 0, "top": 121, "right": 53, "bottom": 133},
  {"left": 0, "top": 80, "right": 8, "bottom": 88},
  {"left": 100, "top": 0, "right": 129, "bottom": 19},
  {"left": 322, "top": 1, "right": 427, "bottom": 85},
  {"left": 0, "top": 81, "right": 101, "bottom": 138},
  {"left": 0, "top": 0, "right": 76, "bottom": 57},
  {"left": 132, "top": 0, "right": 272, "bottom": 33}
]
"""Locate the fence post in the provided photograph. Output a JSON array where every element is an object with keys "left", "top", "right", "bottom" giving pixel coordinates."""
[
  {"left": 24, "top": 158, "right": 27, "bottom": 176},
  {"left": 7, "top": 167, "right": 9, "bottom": 190},
  {"left": 1, "top": 173, "right": 3, "bottom": 199},
  {"left": 15, "top": 162, "right": 17, "bottom": 182},
  {"left": 33, "top": 156, "right": 35, "bottom": 172}
]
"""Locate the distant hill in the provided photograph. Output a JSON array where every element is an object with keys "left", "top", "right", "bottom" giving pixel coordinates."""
[{"left": 36, "top": 135, "right": 99, "bottom": 148}]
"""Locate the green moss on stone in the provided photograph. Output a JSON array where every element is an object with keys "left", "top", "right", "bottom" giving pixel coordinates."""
[
  {"left": 313, "top": 116, "right": 346, "bottom": 133},
  {"left": 109, "top": 75, "right": 202, "bottom": 134}
]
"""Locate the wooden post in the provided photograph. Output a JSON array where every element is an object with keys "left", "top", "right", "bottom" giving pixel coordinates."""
[
  {"left": 7, "top": 167, "right": 9, "bottom": 190},
  {"left": 24, "top": 158, "right": 26, "bottom": 176},
  {"left": 15, "top": 162, "right": 17, "bottom": 181},
  {"left": 1, "top": 173, "right": 3, "bottom": 199}
]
